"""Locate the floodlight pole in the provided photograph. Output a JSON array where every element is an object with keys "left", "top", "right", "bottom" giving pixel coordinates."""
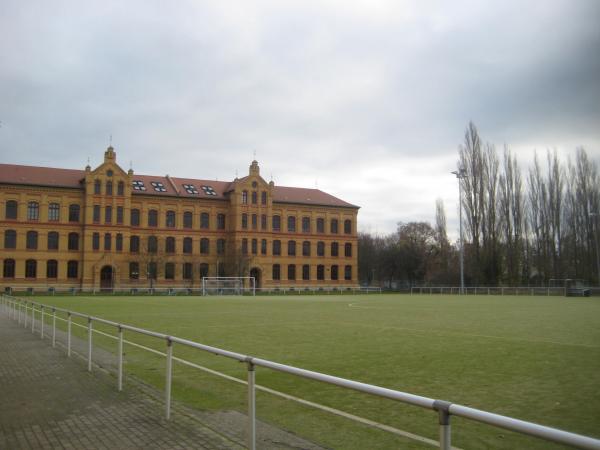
[
  {"left": 590, "top": 212, "right": 600, "bottom": 287},
  {"left": 452, "top": 169, "right": 467, "bottom": 295}
]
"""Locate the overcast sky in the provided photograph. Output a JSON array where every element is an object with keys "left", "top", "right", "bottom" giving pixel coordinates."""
[{"left": 1, "top": 0, "right": 599, "bottom": 237}]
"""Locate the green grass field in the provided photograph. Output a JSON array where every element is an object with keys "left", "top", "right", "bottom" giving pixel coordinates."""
[{"left": 30, "top": 294, "right": 600, "bottom": 449}]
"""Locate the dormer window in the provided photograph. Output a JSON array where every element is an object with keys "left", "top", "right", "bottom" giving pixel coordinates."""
[
  {"left": 132, "top": 180, "right": 146, "bottom": 191},
  {"left": 201, "top": 185, "right": 217, "bottom": 196},
  {"left": 151, "top": 181, "right": 167, "bottom": 192},
  {"left": 183, "top": 184, "right": 199, "bottom": 195}
]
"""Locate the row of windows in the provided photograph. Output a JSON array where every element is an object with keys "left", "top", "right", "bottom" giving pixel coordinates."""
[
  {"left": 5, "top": 201, "right": 81, "bottom": 222},
  {"left": 241, "top": 190, "right": 268, "bottom": 205},
  {"left": 272, "top": 264, "right": 352, "bottom": 281},
  {"left": 243, "top": 239, "right": 353, "bottom": 257},
  {"left": 93, "top": 179, "right": 125, "bottom": 196},
  {"left": 269, "top": 216, "right": 352, "bottom": 234},
  {"left": 4, "top": 230, "right": 80, "bottom": 251},
  {"left": 129, "top": 236, "right": 217, "bottom": 254},
  {"left": 128, "top": 262, "right": 352, "bottom": 281},
  {"left": 131, "top": 209, "right": 226, "bottom": 229},
  {"left": 3, "top": 259, "right": 78, "bottom": 279},
  {"left": 5, "top": 201, "right": 354, "bottom": 235}
]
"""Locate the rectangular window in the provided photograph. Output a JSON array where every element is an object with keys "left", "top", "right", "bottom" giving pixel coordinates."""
[
  {"left": 217, "top": 214, "right": 226, "bottom": 230},
  {"left": 331, "top": 242, "right": 339, "bottom": 257},
  {"left": 68, "top": 233, "right": 79, "bottom": 251},
  {"left": 105, "top": 206, "right": 112, "bottom": 223},
  {"left": 117, "top": 181, "right": 124, "bottom": 196},
  {"left": 302, "top": 217, "right": 310, "bottom": 233},
  {"left": 272, "top": 264, "right": 280, "bottom": 281},
  {"left": 69, "top": 204, "right": 80, "bottom": 222},
  {"left": 272, "top": 240, "right": 281, "bottom": 256},
  {"left": 287, "top": 216, "right": 296, "bottom": 232},
  {"left": 93, "top": 205, "right": 101, "bottom": 223},
  {"left": 316, "top": 218, "right": 325, "bottom": 233},
  {"left": 344, "top": 265, "right": 352, "bottom": 280},
  {"left": 261, "top": 239, "right": 267, "bottom": 255},
  {"left": 48, "top": 203, "right": 60, "bottom": 221},
  {"left": 116, "top": 233, "right": 123, "bottom": 251},
  {"left": 67, "top": 261, "right": 78, "bottom": 279},
  {"left": 242, "top": 213, "right": 248, "bottom": 229},
  {"left": 130, "top": 236, "right": 140, "bottom": 253},
  {"left": 287, "top": 264, "right": 296, "bottom": 281},
  {"left": 331, "top": 265, "right": 338, "bottom": 280},
  {"left": 252, "top": 214, "right": 257, "bottom": 230},
  {"left": 200, "top": 238, "right": 210, "bottom": 255},
  {"left": 27, "top": 202, "right": 39, "bottom": 221},
  {"left": 27, "top": 231, "right": 38, "bottom": 249},
  {"left": 217, "top": 239, "right": 226, "bottom": 255},
  {"left": 288, "top": 240, "right": 296, "bottom": 256},
  {"left": 117, "top": 206, "right": 124, "bottom": 224},
  {"left": 317, "top": 265, "right": 325, "bottom": 280},
  {"left": 47, "top": 232, "right": 59, "bottom": 250},
  {"left": 344, "top": 219, "right": 352, "bottom": 234},
  {"left": 47, "top": 260, "right": 58, "bottom": 278},
  {"left": 148, "top": 210, "right": 158, "bottom": 227},
  {"left": 261, "top": 214, "right": 267, "bottom": 230},
  {"left": 165, "top": 263, "right": 175, "bottom": 280},
  {"left": 104, "top": 233, "right": 111, "bottom": 251},
  {"left": 4, "top": 230, "right": 16, "bottom": 249},
  {"left": 5, "top": 200, "right": 18, "bottom": 220},
  {"left": 261, "top": 191, "right": 267, "bottom": 205},
  {"left": 183, "top": 263, "right": 193, "bottom": 280},
  {"left": 252, "top": 238, "right": 257, "bottom": 255},
  {"left": 183, "top": 212, "right": 193, "bottom": 228},
  {"left": 92, "top": 232, "right": 100, "bottom": 250},
  {"left": 242, "top": 238, "right": 248, "bottom": 255},
  {"left": 200, "top": 212, "right": 210, "bottom": 229},
  {"left": 106, "top": 181, "right": 113, "bottom": 195},
  {"left": 331, "top": 219, "right": 339, "bottom": 234}
]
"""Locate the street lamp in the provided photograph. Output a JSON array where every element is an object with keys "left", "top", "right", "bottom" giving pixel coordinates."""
[
  {"left": 452, "top": 168, "right": 467, "bottom": 294},
  {"left": 590, "top": 212, "right": 600, "bottom": 287}
]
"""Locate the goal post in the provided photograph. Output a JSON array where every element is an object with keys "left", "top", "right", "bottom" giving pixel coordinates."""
[{"left": 201, "top": 277, "right": 256, "bottom": 296}]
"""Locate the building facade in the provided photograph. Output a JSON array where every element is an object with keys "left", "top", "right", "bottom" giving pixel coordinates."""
[{"left": 0, "top": 147, "right": 359, "bottom": 291}]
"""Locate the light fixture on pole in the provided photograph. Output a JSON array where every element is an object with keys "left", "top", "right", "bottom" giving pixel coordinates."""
[{"left": 452, "top": 168, "right": 467, "bottom": 294}]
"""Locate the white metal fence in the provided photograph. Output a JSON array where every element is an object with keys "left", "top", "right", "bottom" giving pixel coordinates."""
[
  {"left": 410, "top": 286, "right": 567, "bottom": 296},
  {"left": 2, "top": 294, "right": 599, "bottom": 450}
]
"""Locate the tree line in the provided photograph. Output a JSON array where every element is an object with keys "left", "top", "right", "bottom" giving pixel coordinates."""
[{"left": 359, "top": 122, "right": 600, "bottom": 287}]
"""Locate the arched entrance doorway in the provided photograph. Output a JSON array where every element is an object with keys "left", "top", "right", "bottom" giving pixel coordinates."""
[
  {"left": 249, "top": 267, "right": 261, "bottom": 290},
  {"left": 100, "top": 265, "right": 114, "bottom": 292}
]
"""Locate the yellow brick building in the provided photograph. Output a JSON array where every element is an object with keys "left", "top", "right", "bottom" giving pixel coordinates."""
[{"left": 0, "top": 147, "right": 359, "bottom": 292}]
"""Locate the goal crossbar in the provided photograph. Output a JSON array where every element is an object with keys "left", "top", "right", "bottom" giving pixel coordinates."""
[{"left": 201, "top": 277, "right": 256, "bottom": 296}]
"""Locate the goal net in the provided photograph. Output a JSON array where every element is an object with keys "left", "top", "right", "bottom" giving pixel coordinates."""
[{"left": 201, "top": 277, "right": 256, "bottom": 296}]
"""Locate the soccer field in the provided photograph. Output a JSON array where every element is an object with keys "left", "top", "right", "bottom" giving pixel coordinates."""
[{"left": 29, "top": 293, "right": 600, "bottom": 449}]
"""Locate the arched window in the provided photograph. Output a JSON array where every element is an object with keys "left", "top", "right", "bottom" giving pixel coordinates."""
[
  {"left": 272, "top": 264, "right": 280, "bottom": 280},
  {"left": 330, "top": 219, "right": 339, "bottom": 234},
  {"left": 183, "top": 263, "right": 193, "bottom": 280},
  {"left": 288, "top": 240, "right": 296, "bottom": 256},
  {"left": 344, "top": 243, "right": 352, "bottom": 257},
  {"left": 4, "top": 230, "right": 16, "bottom": 249},
  {"left": 183, "top": 211, "right": 193, "bottom": 228},
  {"left": 147, "top": 236, "right": 157, "bottom": 253},
  {"left": 147, "top": 262, "right": 157, "bottom": 280},
  {"left": 317, "top": 241, "right": 325, "bottom": 256},
  {"left": 331, "top": 242, "right": 339, "bottom": 257},
  {"left": 242, "top": 190, "right": 248, "bottom": 204},
  {"left": 92, "top": 233, "right": 100, "bottom": 250},
  {"left": 25, "top": 259, "right": 37, "bottom": 278},
  {"left": 130, "top": 209, "right": 140, "bottom": 226},
  {"left": 344, "top": 265, "right": 352, "bottom": 280},
  {"left": 68, "top": 232, "right": 79, "bottom": 251},
  {"left": 165, "top": 236, "right": 176, "bottom": 253},
  {"left": 129, "top": 262, "right": 139, "bottom": 279},
  {"left": 116, "top": 233, "right": 123, "bottom": 251},
  {"left": 48, "top": 203, "right": 60, "bottom": 221},
  {"left": 251, "top": 191, "right": 257, "bottom": 204},
  {"left": 344, "top": 219, "right": 352, "bottom": 234},
  {"left": 287, "top": 216, "right": 296, "bottom": 232},
  {"left": 3, "top": 259, "right": 15, "bottom": 278},
  {"left": 165, "top": 263, "right": 175, "bottom": 279},
  {"left": 106, "top": 181, "right": 113, "bottom": 195},
  {"left": 200, "top": 238, "right": 210, "bottom": 254},
  {"left": 302, "top": 241, "right": 311, "bottom": 256},
  {"left": 317, "top": 265, "right": 325, "bottom": 280},
  {"left": 26, "top": 231, "right": 38, "bottom": 249},
  {"left": 241, "top": 238, "right": 248, "bottom": 255},
  {"left": 68, "top": 204, "right": 80, "bottom": 222},
  {"left": 272, "top": 240, "right": 281, "bottom": 256},
  {"left": 199, "top": 263, "right": 209, "bottom": 278},
  {"left": 200, "top": 212, "right": 210, "bottom": 229},
  {"left": 302, "top": 264, "right": 310, "bottom": 280},
  {"left": 217, "top": 239, "right": 226, "bottom": 255},
  {"left": 217, "top": 213, "right": 226, "bottom": 230},
  {"left": 148, "top": 209, "right": 158, "bottom": 227},
  {"left": 166, "top": 210, "right": 176, "bottom": 228},
  {"left": 241, "top": 213, "right": 248, "bottom": 229},
  {"left": 130, "top": 235, "right": 140, "bottom": 253},
  {"left": 47, "top": 260, "right": 58, "bottom": 278},
  {"left": 47, "top": 231, "right": 59, "bottom": 250},
  {"left": 261, "top": 239, "right": 267, "bottom": 255},
  {"left": 117, "top": 181, "right": 125, "bottom": 195},
  {"left": 261, "top": 191, "right": 267, "bottom": 205},
  {"left": 183, "top": 237, "right": 193, "bottom": 254},
  {"left": 5, "top": 200, "right": 18, "bottom": 220},
  {"left": 331, "top": 265, "right": 339, "bottom": 280},
  {"left": 302, "top": 217, "right": 310, "bottom": 233},
  {"left": 104, "top": 233, "right": 111, "bottom": 251},
  {"left": 27, "top": 201, "right": 39, "bottom": 221},
  {"left": 287, "top": 264, "right": 296, "bottom": 280},
  {"left": 94, "top": 179, "right": 101, "bottom": 194},
  {"left": 316, "top": 218, "right": 325, "bottom": 233},
  {"left": 251, "top": 238, "right": 258, "bottom": 255},
  {"left": 272, "top": 215, "right": 281, "bottom": 231}
]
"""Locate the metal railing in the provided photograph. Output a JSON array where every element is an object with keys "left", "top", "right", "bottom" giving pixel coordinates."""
[
  {"left": 2, "top": 294, "right": 599, "bottom": 450},
  {"left": 410, "top": 286, "right": 567, "bottom": 296}
]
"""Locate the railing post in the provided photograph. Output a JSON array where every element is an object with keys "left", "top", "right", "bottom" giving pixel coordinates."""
[
  {"left": 18, "top": 299, "right": 21, "bottom": 324},
  {"left": 52, "top": 308, "right": 56, "bottom": 348},
  {"left": 31, "top": 303, "right": 35, "bottom": 333},
  {"left": 24, "top": 302, "right": 28, "bottom": 328},
  {"left": 247, "top": 358, "right": 256, "bottom": 450},
  {"left": 434, "top": 400, "right": 452, "bottom": 450},
  {"left": 67, "top": 313, "right": 72, "bottom": 357},
  {"left": 118, "top": 326, "right": 124, "bottom": 391},
  {"left": 40, "top": 306, "right": 45, "bottom": 339},
  {"left": 87, "top": 317, "right": 93, "bottom": 372},
  {"left": 165, "top": 337, "right": 173, "bottom": 420}
]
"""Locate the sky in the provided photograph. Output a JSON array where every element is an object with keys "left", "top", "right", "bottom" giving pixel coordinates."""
[{"left": 1, "top": 0, "right": 599, "bottom": 237}]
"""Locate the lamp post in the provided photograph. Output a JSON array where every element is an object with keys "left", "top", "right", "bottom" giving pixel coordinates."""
[
  {"left": 452, "top": 169, "right": 467, "bottom": 294},
  {"left": 590, "top": 212, "right": 600, "bottom": 287}
]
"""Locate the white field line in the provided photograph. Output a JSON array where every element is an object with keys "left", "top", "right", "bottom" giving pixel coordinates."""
[
  {"left": 346, "top": 304, "right": 600, "bottom": 349},
  {"left": 47, "top": 314, "right": 447, "bottom": 448}
]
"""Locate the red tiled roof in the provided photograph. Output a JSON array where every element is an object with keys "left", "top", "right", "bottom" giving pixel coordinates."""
[{"left": 0, "top": 163, "right": 358, "bottom": 208}]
